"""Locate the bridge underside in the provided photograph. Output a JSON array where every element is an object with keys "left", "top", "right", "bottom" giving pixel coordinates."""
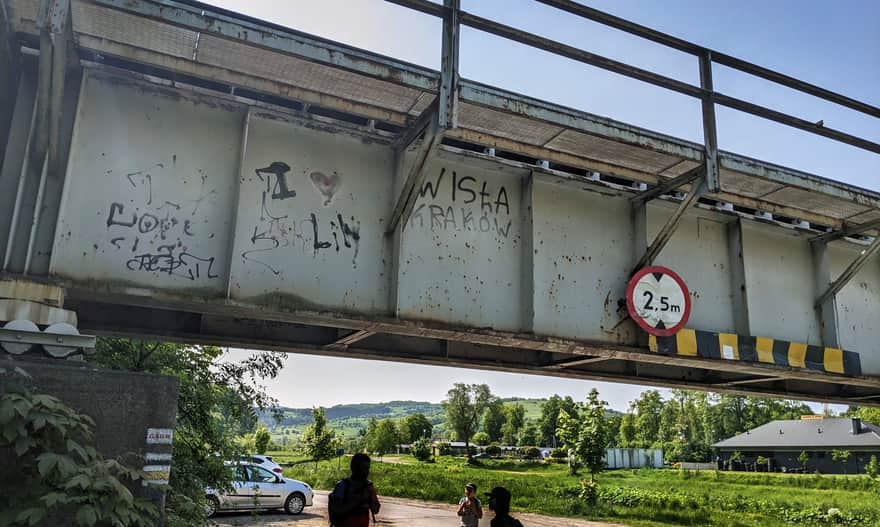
[
  {"left": 64, "top": 293, "right": 880, "bottom": 406},
  {"left": 1, "top": 0, "right": 879, "bottom": 405}
]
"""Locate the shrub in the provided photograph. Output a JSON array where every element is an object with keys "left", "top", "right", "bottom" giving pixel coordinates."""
[
  {"left": 485, "top": 443, "right": 502, "bottom": 457},
  {"left": 411, "top": 439, "right": 432, "bottom": 462},
  {"left": 521, "top": 446, "right": 542, "bottom": 460},
  {"left": 580, "top": 479, "right": 599, "bottom": 505},
  {"left": 865, "top": 455, "right": 879, "bottom": 479},
  {"left": 437, "top": 442, "right": 452, "bottom": 456}
]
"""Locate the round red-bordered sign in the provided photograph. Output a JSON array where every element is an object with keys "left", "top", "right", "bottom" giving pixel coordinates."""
[{"left": 626, "top": 266, "right": 691, "bottom": 336}]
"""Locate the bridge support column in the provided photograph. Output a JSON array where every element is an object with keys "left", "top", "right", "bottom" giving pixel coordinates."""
[
  {"left": 0, "top": 0, "right": 20, "bottom": 170},
  {"left": 811, "top": 241, "right": 840, "bottom": 348},
  {"left": 727, "top": 218, "right": 751, "bottom": 335},
  {"left": 519, "top": 172, "right": 535, "bottom": 332}
]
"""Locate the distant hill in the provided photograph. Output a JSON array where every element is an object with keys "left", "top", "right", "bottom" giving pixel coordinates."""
[{"left": 258, "top": 398, "right": 548, "bottom": 439}]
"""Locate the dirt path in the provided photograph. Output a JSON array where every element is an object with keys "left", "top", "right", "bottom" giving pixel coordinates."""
[{"left": 212, "top": 491, "right": 629, "bottom": 527}]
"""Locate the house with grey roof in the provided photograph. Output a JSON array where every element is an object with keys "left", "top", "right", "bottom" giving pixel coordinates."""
[{"left": 712, "top": 417, "right": 880, "bottom": 474}]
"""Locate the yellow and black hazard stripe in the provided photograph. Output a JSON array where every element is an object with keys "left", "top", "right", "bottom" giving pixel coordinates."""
[{"left": 648, "top": 329, "right": 861, "bottom": 376}]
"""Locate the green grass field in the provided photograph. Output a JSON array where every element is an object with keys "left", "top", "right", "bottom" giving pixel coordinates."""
[{"left": 282, "top": 456, "right": 880, "bottom": 527}]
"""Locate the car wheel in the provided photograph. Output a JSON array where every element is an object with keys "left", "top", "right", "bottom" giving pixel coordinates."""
[
  {"left": 205, "top": 496, "right": 220, "bottom": 518},
  {"left": 284, "top": 492, "right": 305, "bottom": 515}
]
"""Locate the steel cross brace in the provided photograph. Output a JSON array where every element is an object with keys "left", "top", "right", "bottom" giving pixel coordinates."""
[
  {"left": 812, "top": 218, "right": 880, "bottom": 244},
  {"left": 815, "top": 235, "right": 880, "bottom": 308},
  {"left": 387, "top": 0, "right": 460, "bottom": 234},
  {"left": 33, "top": 0, "right": 74, "bottom": 175},
  {"left": 386, "top": 106, "right": 442, "bottom": 235},
  {"left": 632, "top": 175, "right": 708, "bottom": 272}
]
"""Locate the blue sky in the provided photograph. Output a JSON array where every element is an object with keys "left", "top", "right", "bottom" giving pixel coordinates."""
[{"left": 215, "top": 0, "right": 878, "bottom": 411}]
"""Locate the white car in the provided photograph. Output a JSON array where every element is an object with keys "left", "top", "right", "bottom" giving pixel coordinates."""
[
  {"left": 239, "top": 454, "right": 284, "bottom": 475},
  {"left": 206, "top": 463, "right": 313, "bottom": 517}
]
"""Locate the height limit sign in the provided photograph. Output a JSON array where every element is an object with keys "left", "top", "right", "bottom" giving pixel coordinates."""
[{"left": 626, "top": 266, "right": 691, "bottom": 336}]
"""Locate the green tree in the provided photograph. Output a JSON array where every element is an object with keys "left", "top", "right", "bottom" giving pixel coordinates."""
[
  {"left": 402, "top": 413, "right": 433, "bottom": 443},
  {"left": 556, "top": 408, "right": 580, "bottom": 474},
  {"left": 618, "top": 412, "right": 636, "bottom": 447},
  {"left": 482, "top": 399, "right": 506, "bottom": 442},
  {"left": 302, "top": 408, "right": 338, "bottom": 466},
  {"left": 658, "top": 399, "right": 679, "bottom": 443},
  {"left": 538, "top": 395, "right": 578, "bottom": 448},
  {"left": 501, "top": 403, "right": 525, "bottom": 446},
  {"left": 576, "top": 389, "right": 609, "bottom": 481},
  {"left": 518, "top": 422, "right": 539, "bottom": 447},
  {"left": 373, "top": 419, "right": 400, "bottom": 456},
  {"left": 254, "top": 425, "right": 271, "bottom": 455},
  {"left": 832, "top": 449, "right": 852, "bottom": 474},
  {"left": 634, "top": 390, "right": 663, "bottom": 447},
  {"left": 89, "top": 339, "right": 283, "bottom": 526},
  {"left": 443, "top": 384, "right": 492, "bottom": 462}
]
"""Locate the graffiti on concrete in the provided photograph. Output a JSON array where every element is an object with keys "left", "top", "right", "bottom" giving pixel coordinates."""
[
  {"left": 241, "top": 161, "right": 360, "bottom": 273},
  {"left": 409, "top": 167, "right": 512, "bottom": 238},
  {"left": 103, "top": 161, "right": 221, "bottom": 281}
]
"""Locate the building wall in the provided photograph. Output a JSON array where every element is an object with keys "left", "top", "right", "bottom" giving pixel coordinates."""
[{"left": 717, "top": 449, "right": 880, "bottom": 474}]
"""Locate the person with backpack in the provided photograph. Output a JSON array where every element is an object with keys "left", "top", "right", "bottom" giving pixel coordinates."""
[
  {"left": 456, "top": 483, "right": 483, "bottom": 527},
  {"left": 328, "top": 453, "right": 380, "bottom": 527},
  {"left": 486, "top": 486, "right": 523, "bottom": 527}
]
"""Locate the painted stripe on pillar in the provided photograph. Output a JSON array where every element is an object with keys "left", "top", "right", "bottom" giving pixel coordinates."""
[
  {"left": 647, "top": 329, "right": 861, "bottom": 377},
  {"left": 755, "top": 337, "right": 775, "bottom": 364},
  {"left": 677, "top": 329, "right": 698, "bottom": 356},
  {"left": 788, "top": 342, "right": 807, "bottom": 369},
  {"left": 824, "top": 348, "right": 844, "bottom": 374}
]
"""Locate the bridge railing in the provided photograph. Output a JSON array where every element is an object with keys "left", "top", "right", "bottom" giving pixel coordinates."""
[{"left": 385, "top": 0, "right": 880, "bottom": 195}]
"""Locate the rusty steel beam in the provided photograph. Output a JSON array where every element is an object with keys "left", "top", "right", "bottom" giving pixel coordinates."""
[
  {"left": 392, "top": 99, "right": 438, "bottom": 153},
  {"left": 387, "top": 115, "right": 441, "bottom": 234},
  {"left": 534, "top": 0, "right": 880, "bottom": 119},
  {"left": 90, "top": 0, "right": 440, "bottom": 92},
  {"left": 0, "top": 0, "right": 19, "bottom": 167},
  {"left": 438, "top": 0, "right": 460, "bottom": 129},
  {"left": 812, "top": 218, "right": 880, "bottom": 244},
  {"left": 78, "top": 313, "right": 880, "bottom": 407},
  {"left": 326, "top": 329, "right": 377, "bottom": 349},
  {"left": 815, "top": 236, "right": 880, "bottom": 308},
  {"left": 699, "top": 50, "right": 720, "bottom": 193},
  {"left": 544, "top": 356, "right": 611, "bottom": 369},
  {"left": 713, "top": 92, "right": 880, "bottom": 155},
  {"left": 631, "top": 164, "right": 704, "bottom": 205},
  {"left": 714, "top": 376, "right": 787, "bottom": 388},
  {"left": 389, "top": 0, "right": 880, "bottom": 155},
  {"left": 458, "top": 9, "right": 704, "bottom": 100}
]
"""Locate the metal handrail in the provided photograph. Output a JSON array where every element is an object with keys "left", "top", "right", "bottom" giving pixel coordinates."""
[{"left": 385, "top": 0, "right": 880, "bottom": 158}]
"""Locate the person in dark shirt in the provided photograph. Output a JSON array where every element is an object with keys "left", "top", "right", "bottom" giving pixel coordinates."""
[
  {"left": 328, "top": 453, "right": 380, "bottom": 527},
  {"left": 486, "top": 486, "right": 523, "bottom": 527}
]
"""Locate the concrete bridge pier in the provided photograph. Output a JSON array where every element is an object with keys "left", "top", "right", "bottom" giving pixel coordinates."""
[{"left": 0, "top": 278, "right": 178, "bottom": 523}]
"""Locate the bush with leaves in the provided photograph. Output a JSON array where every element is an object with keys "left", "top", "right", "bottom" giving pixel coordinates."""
[
  {"left": 0, "top": 367, "right": 157, "bottom": 526},
  {"left": 411, "top": 438, "right": 432, "bottom": 462},
  {"left": 866, "top": 455, "right": 879, "bottom": 479}
]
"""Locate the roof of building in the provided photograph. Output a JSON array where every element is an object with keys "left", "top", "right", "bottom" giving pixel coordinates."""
[{"left": 712, "top": 418, "right": 880, "bottom": 450}]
